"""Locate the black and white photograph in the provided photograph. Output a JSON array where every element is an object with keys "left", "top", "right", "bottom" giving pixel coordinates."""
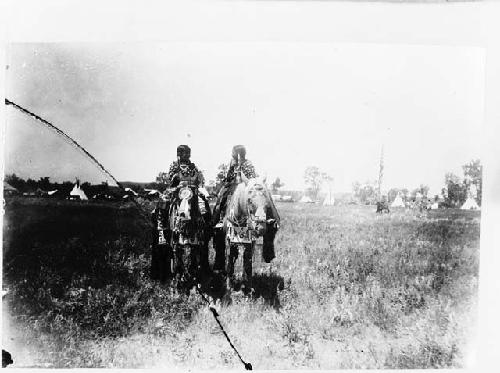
[{"left": 2, "top": 0, "right": 500, "bottom": 370}]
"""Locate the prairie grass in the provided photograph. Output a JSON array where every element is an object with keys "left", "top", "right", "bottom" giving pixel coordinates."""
[{"left": 2, "top": 198, "right": 479, "bottom": 368}]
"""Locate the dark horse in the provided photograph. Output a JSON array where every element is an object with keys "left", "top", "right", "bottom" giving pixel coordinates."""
[
  {"left": 218, "top": 174, "right": 280, "bottom": 290},
  {"left": 376, "top": 201, "right": 390, "bottom": 214},
  {"left": 168, "top": 181, "right": 211, "bottom": 286},
  {"left": 151, "top": 182, "right": 211, "bottom": 286}
]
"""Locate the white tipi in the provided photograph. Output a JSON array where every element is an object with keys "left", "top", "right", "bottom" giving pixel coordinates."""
[
  {"left": 70, "top": 182, "right": 88, "bottom": 200},
  {"left": 390, "top": 193, "right": 405, "bottom": 208},
  {"left": 461, "top": 196, "right": 480, "bottom": 210},
  {"left": 323, "top": 189, "right": 335, "bottom": 206},
  {"left": 299, "top": 195, "right": 313, "bottom": 203},
  {"left": 461, "top": 184, "right": 480, "bottom": 210}
]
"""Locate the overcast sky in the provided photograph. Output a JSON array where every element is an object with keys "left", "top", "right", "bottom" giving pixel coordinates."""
[{"left": 4, "top": 42, "right": 484, "bottom": 193}]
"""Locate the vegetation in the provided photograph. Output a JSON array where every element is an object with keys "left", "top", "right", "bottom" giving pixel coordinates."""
[
  {"left": 351, "top": 159, "right": 482, "bottom": 206},
  {"left": 443, "top": 160, "right": 482, "bottom": 207},
  {"left": 304, "top": 166, "right": 331, "bottom": 200},
  {"left": 2, "top": 198, "right": 479, "bottom": 368},
  {"left": 271, "top": 177, "right": 285, "bottom": 193}
]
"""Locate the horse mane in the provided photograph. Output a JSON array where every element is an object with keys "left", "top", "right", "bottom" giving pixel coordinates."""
[
  {"left": 226, "top": 177, "right": 272, "bottom": 224},
  {"left": 227, "top": 182, "right": 247, "bottom": 224}
]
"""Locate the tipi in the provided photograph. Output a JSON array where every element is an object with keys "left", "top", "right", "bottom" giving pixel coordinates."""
[
  {"left": 70, "top": 182, "right": 88, "bottom": 200},
  {"left": 3, "top": 181, "right": 19, "bottom": 195},
  {"left": 461, "top": 196, "right": 480, "bottom": 210},
  {"left": 323, "top": 190, "right": 335, "bottom": 206},
  {"left": 390, "top": 193, "right": 405, "bottom": 208},
  {"left": 299, "top": 195, "right": 313, "bottom": 203},
  {"left": 461, "top": 184, "right": 480, "bottom": 210}
]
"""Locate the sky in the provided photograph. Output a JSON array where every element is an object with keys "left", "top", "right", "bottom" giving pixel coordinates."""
[{"left": 4, "top": 42, "right": 484, "bottom": 193}]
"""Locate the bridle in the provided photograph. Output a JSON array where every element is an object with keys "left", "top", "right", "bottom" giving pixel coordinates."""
[{"left": 227, "top": 176, "right": 271, "bottom": 232}]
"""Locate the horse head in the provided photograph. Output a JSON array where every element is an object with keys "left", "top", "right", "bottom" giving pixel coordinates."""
[{"left": 230, "top": 176, "right": 276, "bottom": 237}]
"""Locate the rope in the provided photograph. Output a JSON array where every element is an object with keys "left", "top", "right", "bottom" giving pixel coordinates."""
[
  {"left": 5, "top": 99, "right": 122, "bottom": 189},
  {"left": 195, "top": 286, "right": 252, "bottom": 370},
  {"left": 5, "top": 97, "right": 252, "bottom": 370},
  {"left": 4, "top": 98, "right": 153, "bottom": 227}
]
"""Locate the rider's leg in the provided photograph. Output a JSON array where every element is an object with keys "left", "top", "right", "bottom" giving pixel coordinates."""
[
  {"left": 197, "top": 195, "right": 211, "bottom": 273},
  {"left": 213, "top": 229, "right": 226, "bottom": 271},
  {"left": 213, "top": 185, "right": 230, "bottom": 271},
  {"left": 213, "top": 184, "right": 233, "bottom": 226}
]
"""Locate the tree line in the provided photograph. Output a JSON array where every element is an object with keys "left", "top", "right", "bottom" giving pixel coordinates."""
[{"left": 350, "top": 159, "right": 482, "bottom": 206}]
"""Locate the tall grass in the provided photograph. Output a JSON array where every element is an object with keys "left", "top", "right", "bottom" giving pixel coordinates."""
[{"left": 2, "top": 198, "right": 479, "bottom": 368}]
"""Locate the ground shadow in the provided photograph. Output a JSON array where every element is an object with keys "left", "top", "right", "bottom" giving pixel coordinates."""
[
  {"left": 194, "top": 270, "right": 285, "bottom": 309},
  {"left": 250, "top": 273, "right": 285, "bottom": 309}
]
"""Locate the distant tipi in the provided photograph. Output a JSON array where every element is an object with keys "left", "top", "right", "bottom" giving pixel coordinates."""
[
  {"left": 461, "top": 196, "right": 480, "bottom": 210},
  {"left": 390, "top": 193, "right": 405, "bottom": 208},
  {"left": 323, "top": 189, "right": 335, "bottom": 206},
  {"left": 70, "top": 181, "right": 88, "bottom": 201},
  {"left": 461, "top": 184, "right": 480, "bottom": 210},
  {"left": 299, "top": 195, "right": 313, "bottom": 203}
]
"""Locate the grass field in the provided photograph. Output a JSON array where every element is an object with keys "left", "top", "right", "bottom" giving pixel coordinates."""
[{"left": 2, "top": 197, "right": 480, "bottom": 369}]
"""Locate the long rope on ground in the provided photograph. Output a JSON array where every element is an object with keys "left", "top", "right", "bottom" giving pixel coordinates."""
[
  {"left": 196, "top": 286, "right": 252, "bottom": 370},
  {"left": 5, "top": 97, "right": 252, "bottom": 370}
]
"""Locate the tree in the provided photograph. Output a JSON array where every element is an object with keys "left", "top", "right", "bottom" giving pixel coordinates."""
[
  {"left": 352, "top": 181, "right": 361, "bottom": 197},
  {"left": 462, "top": 159, "right": 482, "bottom": 205},
  {"left": 304, "top": 166, "right": 329, "bottom": 200},
  {"left": 444, "top": 172, "right": 466, "bottom": 207},
  {"left": 352, "top": 180, "right": 377, "bottom": 204},
  {"left": 38, "top": 176, "right": 51, "bottom": 190},
  {"left": 388, "top": 188, "right": 402, "bottom": 203},
  {"left": 400, "top": 188, "right": 409, "bottom": 201},
  {"left": 5, "top": 174, "right": 25, "bottom": 191},
  {"left": 214, "top": 163, "right": 229, "bottom": 194},
  {"left": 359, "top": 183, "right": 377, "bottom": 204},
  {"left": 418, "top": 184, "right": 430, "bottom": 197},
  {"left": 156, "top": 172, "right": 169, "bottom": 185},
  {"left": 216, "top": 163, "right": 229, "bottom": 184},
  {"left": 271, "top": 177, "right": 285, "bottom": 193},
  {"left": 80, "top": 181, "right": 92, "bottom": 194}
]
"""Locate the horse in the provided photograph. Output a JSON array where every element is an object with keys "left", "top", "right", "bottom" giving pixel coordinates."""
[
  {"left": 218, "top": 174, "right": 280, "bottom": 290},
  {"left": 376, "top": 201, "right": 390, "bottom": 214},
  {"left": 167, "top": 181, "right": 211, "bottom": 286}
]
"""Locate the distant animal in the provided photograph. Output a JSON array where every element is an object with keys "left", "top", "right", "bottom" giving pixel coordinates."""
[{"left": 376, "top": 201, "right": 390, "bottom": 214}]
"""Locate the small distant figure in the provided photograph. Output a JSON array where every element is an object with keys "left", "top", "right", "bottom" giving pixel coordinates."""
[{"left": 2, "top": 349, "right": 13, "bottom": 368}]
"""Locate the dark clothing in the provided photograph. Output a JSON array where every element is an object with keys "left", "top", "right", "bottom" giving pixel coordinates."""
[
  {"left": 225, "top": 159, "right": 257, "bottom": 183},
  {"left": 151, "top": 160, "right": 210, "bottom": 280},
  {"left": 150, "top": 202, "right": 172, "bottom": 282},
  {"left": 167, "top": 160, "right": 204, "bottom": 188}
]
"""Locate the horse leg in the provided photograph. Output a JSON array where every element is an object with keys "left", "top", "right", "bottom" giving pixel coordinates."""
[
  {"left": 213, "top": 228, "right": 226, "bottom": 271},
  {"left": 200, "top": 239, "right": 209, "bottom": 275},
  {"left": 151, "top": 243, "right": 160, "bottom": 280},
  {"left": 242, "top": 243, "right": 253, "bottom": 292},
  {"left": 226, "top": 244, "right": 238, "bottom": 289},
  {"left": 159, "top": 244, "right": 171, "bottom": 283},
  {"left": 174, "top": 244, "right": 184, "bottom": 279}
]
